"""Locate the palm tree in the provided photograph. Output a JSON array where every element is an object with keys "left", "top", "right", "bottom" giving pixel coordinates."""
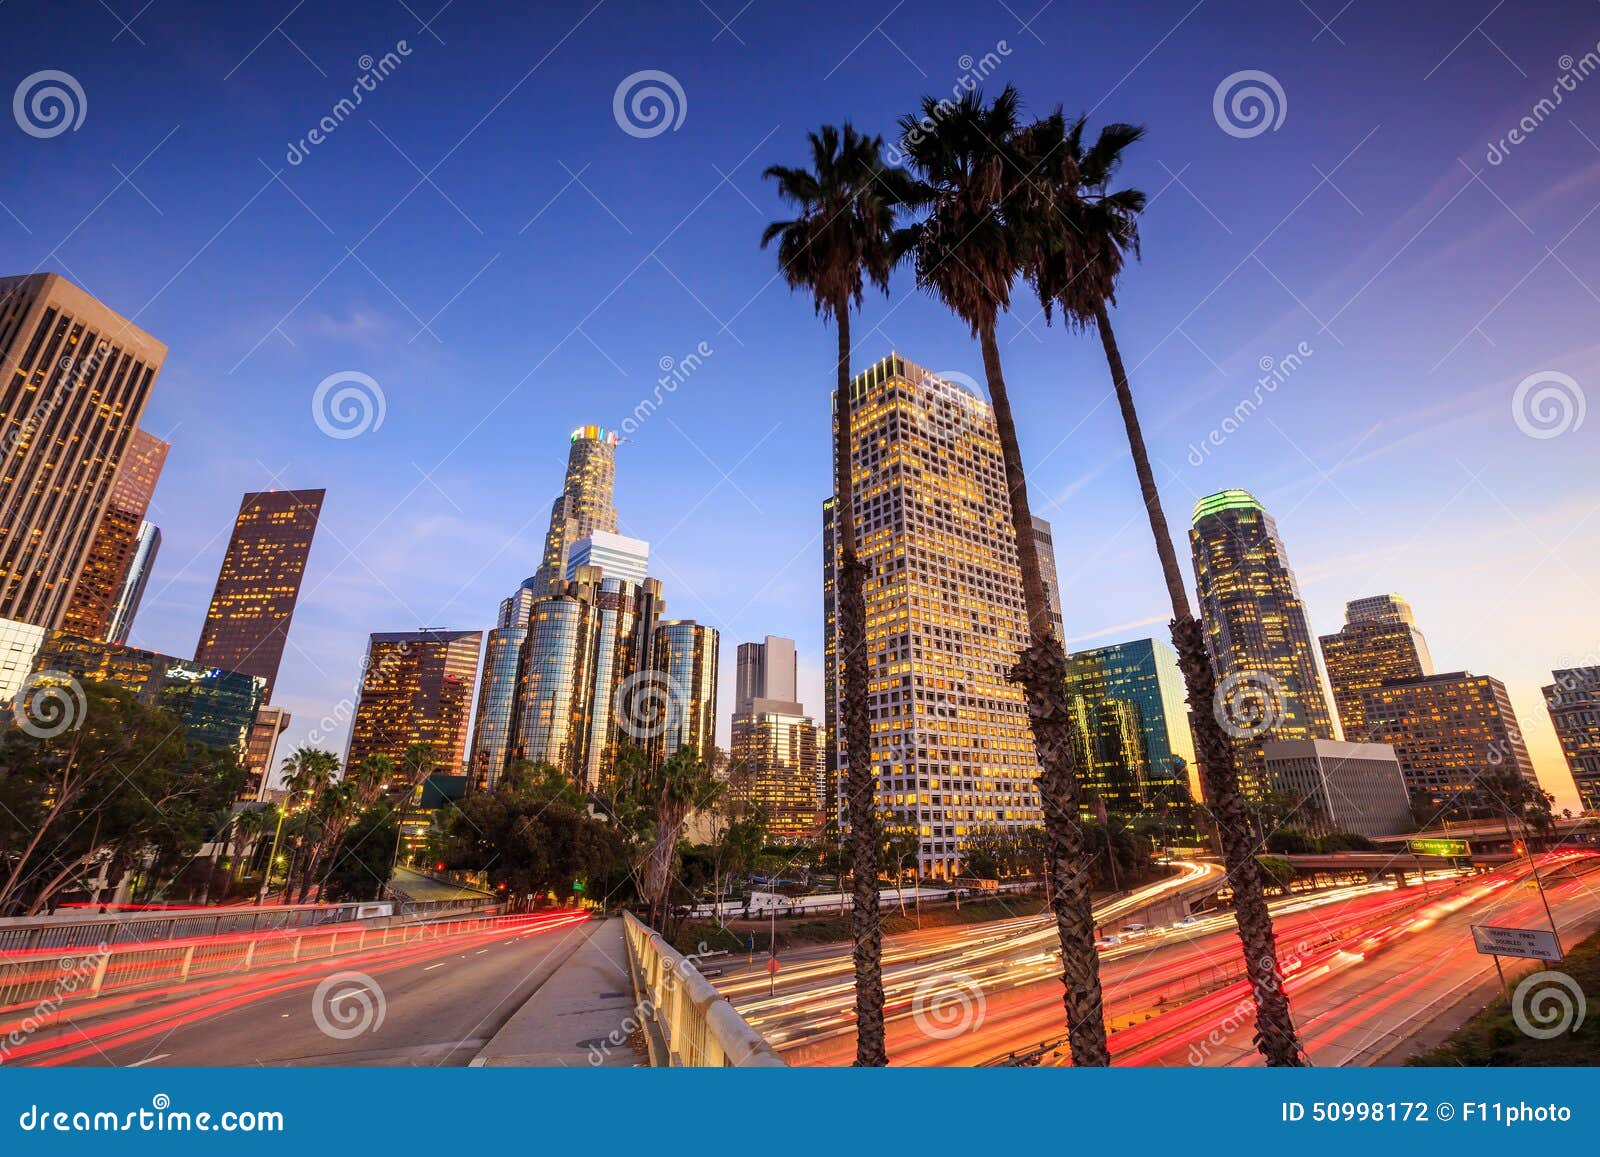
[
  {"left": 897, "top": 86, "right": 1110, "bottom": 1067},
  {"left": 761, "top": 122, "right": 923, "bottom": 1067},
  {"left": 1014, "top": 110, "right": 1305, "bottom": 1065}
]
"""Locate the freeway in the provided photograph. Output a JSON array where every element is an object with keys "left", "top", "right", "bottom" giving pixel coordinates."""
[
  {"left": 4, "top": 911, "right": 601, "bottom": 1067},
  {"left": 722, "top": 852, "right": 1600, "bottom": 1066}
]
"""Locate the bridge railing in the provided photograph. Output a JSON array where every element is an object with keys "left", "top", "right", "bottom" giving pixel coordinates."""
[
  {"left": 0, "top": 909, "right": 573, "bottom": 1034},
  {"left": 621, "top": 912, "right": 784, "bottom": 1068},
  {"left": 0, "top": 901, "right": 402, "bottom": 955}
]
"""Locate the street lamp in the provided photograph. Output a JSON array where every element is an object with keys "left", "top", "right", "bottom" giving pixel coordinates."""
[{"left": 255, "top": 806, "right": 286, "bottom": 907}]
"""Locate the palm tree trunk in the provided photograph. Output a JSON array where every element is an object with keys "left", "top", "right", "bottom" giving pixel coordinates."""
[
  {"left": 1093, "top": 301, "right": 1305, "bottom": 1066},
  {"left": 833, "top": 304, "right": 887, "bottom": 1067},
  {"left": 977, "top": 322, "right": 1110, "bottom": 1067}
]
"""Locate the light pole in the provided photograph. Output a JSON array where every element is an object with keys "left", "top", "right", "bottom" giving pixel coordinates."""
[{"left": 255, "top": 807, "right": 286, "bottom": 906}]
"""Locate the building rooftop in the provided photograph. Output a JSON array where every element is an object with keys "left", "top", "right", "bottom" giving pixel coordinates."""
[{"left": 1191, "top": 488, "right": 1262, "bottom": 524}]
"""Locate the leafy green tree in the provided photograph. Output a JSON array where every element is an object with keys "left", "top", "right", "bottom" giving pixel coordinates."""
[{"left": 322, "top": 805, "right": 399, "bottom": 902}]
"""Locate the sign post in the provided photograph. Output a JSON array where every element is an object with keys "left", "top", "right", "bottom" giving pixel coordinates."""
[{"left": 1471, "top": 923, "right": 1563, "bottom": 999}]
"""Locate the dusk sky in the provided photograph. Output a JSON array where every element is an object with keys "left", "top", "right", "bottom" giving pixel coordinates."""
[{"left": 6, "top": 0, "right": 1598, "bottom": 807}]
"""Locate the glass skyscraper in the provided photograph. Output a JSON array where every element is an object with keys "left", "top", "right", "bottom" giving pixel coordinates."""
[
  {"left": 345, "top": 629, "right": 482, "bottom": 776},
  {"left": 533, "top": 426, "right": 619, "bottom": 592},
  {"left": 468, "top": 580, "right": 540, "bottom": 791},
  {"left": 1190, "top": 489, "right": 1334, "bottom": 795},
  {"left": 651, "top": 619, "right": 719, "bottom": 765},
  {"left": 106, "top": 521, "right": 160, "bottom": 646},
  {"left": 1318, "top": 594, "right": 1434, "bottom": 741},
  {"left": 60, "top": 428, "right": 168, "bottom": 641},
  {"left": 1066, "top": 637, "right": 1197, "bottom": 813},
  {"left": 1544, "top": 666, "right": 1600, "bottom": 812}
]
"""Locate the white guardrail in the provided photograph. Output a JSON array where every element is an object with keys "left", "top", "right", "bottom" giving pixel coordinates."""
[{"left": 621, "top": 912, "right": 785, "bottom": 1068}]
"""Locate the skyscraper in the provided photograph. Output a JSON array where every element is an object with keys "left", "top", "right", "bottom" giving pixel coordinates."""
[
  {"left": 731, "top": 636, "right": 821, "bottom": 840},
  {"left": 824, "top": 354, "right": 1042, "bottom": 877},
  {"left": 1190, "top": 488, "right": 1334, "bottom": 793},
  {"left": 345, "top": 629, "right": 483, "bottom": 775},
  {"left": 1, "top": 273, "right": 167, "bottom": 630},
  {"left": 1542, "top": 666, "right": 1600, "bottom": 812},
  {"left": 60, "top": 429, "right": 168, "bottom": 641},
  {"left": 469, "top": 579, "right": 540, "bottom": 791},
  {"left": 1361, "top": 671, "right": 1535, "bottom": 803},
  {"left": 533, "top": 426, "right": 619, "bottom": 591},
  {"left": 1319, "top": 595, "right": 1434, "bottom": 741},
  {"left": 194, "top": 488, "right": 324, "bottom": 698},
  {"left": 1066, "top": 637, "right": 1197, "bottom": 813},
  {"left": 1262, "top": 739, "right": 1412, "bottom": 838},
  {"left": 1031, "top": 515, "right": 1065, "bottom": 641},
  {"left": 566, "top": 530, "right": 649, "bottom": 586},
  {"left": 651, "top": 619, "right": 718, "bottom": 764},
  {"left": 106, "top": 521, "right": 160, "bottom": 646}
]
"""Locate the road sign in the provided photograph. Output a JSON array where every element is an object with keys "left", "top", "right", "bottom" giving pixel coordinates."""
[
  {"left": 572, "top": 880, "right": 585, "bottom": 892},
  {"left": 765, "top": 955, "right": 781, "bottom": 974},
  {"left": 1409, "top": 838, "right": 1470, "bottom": 857},
  {"left": 1470, "top": 924, "right": 1563, "bottom": 962}
]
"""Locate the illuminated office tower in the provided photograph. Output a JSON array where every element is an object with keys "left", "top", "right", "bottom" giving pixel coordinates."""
[
  {"left": 532, "top": 426, "right": 619, "bottom": 591},
  {"left": 106, "top": 521, "right": 160, "bottom": 646},
  {"left": 579, "top": 574, "right": 661, "bottom": 788},
  {"left": 246, "top": 704, "right": 292, "bottom": 799},
  {"left": 469, "top": 579, "right": 540, "bottom": 791},
  {"left": 60, "top": 429, "right": 169, "bottom": 641},
  {"left": 0, "top": 617, "right": 48, "bottom": 705},
  {"left": 1190, "top": 489, "right": 1334, "bottom": 794},
  {"left": 194, "top": 488, "right": 324, "bottom": 698},
  {"left": 1362, "top": 671, "right": 1535, "bottom": 802},
  {"left": 823, "top": 354, "right": 1042, "bottom": 878},
  {"left": 345, "top": 629, "right": 482, "bottom": 775},
  {"left": 650, "top": 619, "right": 718, "bottom": 764},
  {"left": 1031, "top": 515, "right": 1065, "bottom": 641},
  {"left": 1066, "top": 637, "right": 1198, "bottom": 813},
  {"left": 1542, "top": 666, "right": 1600, "bottom": 812},
  {"left": 566, "top": 530, "right": 649, "bottom": 586},
  {"left": 1318, "top": 594, "right": 1434, "bottom": 741},
  {"left": 731, "top": 636, "right": 821, "bottom": 840},
  {"left": 821, "top": 497, "right": 840, "bottom": 820},
  {"left": 0, "top": 273, "right": 167, "bottom": 630}
]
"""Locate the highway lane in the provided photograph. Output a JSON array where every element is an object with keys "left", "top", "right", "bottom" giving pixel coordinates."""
[
  {"left": 1105, "top": 851, "right": 1600, "bottom": 1067},
  {"left": 9, "top": 912, "right": 602, "bottom": 1067}
]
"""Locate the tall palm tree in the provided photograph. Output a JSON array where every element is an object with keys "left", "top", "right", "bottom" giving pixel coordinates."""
[
  {"left": 897, "top": 86, "right": 1110, "bottom": 1067},
  {"left": 1015, "top": 110, "right": 1305, "bottom": 1065},
  {"left": 761, "top": 123, "right": 923, "bottom": 1067}
]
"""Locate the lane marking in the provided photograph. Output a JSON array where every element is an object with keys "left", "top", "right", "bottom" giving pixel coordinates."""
[
  {"left": 423, "top": 962, "right": 446, "bottom": 971},
  {"left": 127, "top": 1054, "right": 170, "bottom": 1067}
]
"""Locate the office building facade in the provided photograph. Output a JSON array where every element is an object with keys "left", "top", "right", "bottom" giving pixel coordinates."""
[
  {"left": 1067, "top": 637, "right": 1198, "bottom": 813},
  {"left": 1262, "top": 738, "right": 1412, "bottom": 838},
  {"left": 566, "top": 530, "right": 649, "bottom": 586},
  {"left": 731, "top": 635, "right": 821, "bottom": 840},
  {"left": 1362, "top": 671, "right": 1535, "bottom": 802},
  {"left": 824, "top": 354, "right": 1043, "bottom": 877},
  {"left": 1318, "top": 594, "right": 1434, "bottom": 741},
  {"left": 345, "top": 629, "right": 482, "bottom": 775},
  {"left": 1, "top": 273, "right": 167, "bottom": 630},
  {"left": 0, "top": 616, "right": 48, "bottom": 706},
  {"left": 650, "top": 619, "right": 719, "bottom": 765},
  {"left": 59, "top": 428, "right": 169, "bottom": 641},
  {"left": 194, "top": 488, "right": 324, "bottom": 698},
  {"left": 1543, "top": 666, "right": 1600, "bottom": 812},
  {"left": 1190, "top": 489, "right": 1335, "bottom": 794},
  {"left": 1031, "top": 515, "right": 1065, "bottom": 641},
  {"left": 533, "top": 426, "right": 619, "bottom": 591},
  {"left": 106, "top": 520, "right": 160, "bottom": 646},
  {"left": 468, "top": 581, "right": 540, "bottom": 791}
]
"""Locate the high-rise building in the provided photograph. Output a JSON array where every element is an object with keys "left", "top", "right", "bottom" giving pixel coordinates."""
[
  {"left": 0, "top": 617, "right": 48, "bottom": 706},
  {"left": 731, "top": 636, "right": 821, "bottom": 840},
  {"left": 1031, "top": 515, "right": 1065, "bottom": 641},
  {"left": 566, "top": 530, "right": 649, "bottom": 586},
  {"left": 345, "top": 629, "right": 482, "bottom": 775},
  {"left": 1262, "top": 738, "right": 1412, "bottom": 838},
  {"left": 651, "top": 619, "right": 718, "bottom": 765},
  {"left": 1318, "top": 594, "right": 1434, "bottom": 742},
  {"left": 30, "top": 631, "right": 264, "bottom": 755},
  {"left": 469, "top": 580, "right": 540, "bottom": 791},
  {"left": 59, "top": 429, "right": 169, "bottom": 641},
  {"left": 533, "top": 426, "right": 619, "bottom": 591},
  {"left": 1066, "top": 637, "right": 1197, "bottom": 813},
  {"left": 821, "top": 496, "right": 840, "bottom": 821},
  {"left": 1361, "top": 671, "right": 1535, "bottom": 803},
  {"left": 1, "top": 273, "right": 167, "bottom": 630},
  {"left": 737, "top": 635, "right": 797, "bottom": 706},
  {"left": 1543, "top": 666, "right": 1600, "bottom": 812},
  {"left": 194, "top": 488, "right": 324, "bottom": 699},
  {"left": 245, "top": 704, "right": 292, "bottom": 799},
  {"left": 1190, "top": 489, "right": 1335, "bottom": 794},
  {"left": 106, "top": 521, "right": 160, "bottom": 646},
  {"left": 824, "top": 354, "right": 1042, "bottom": 877}
]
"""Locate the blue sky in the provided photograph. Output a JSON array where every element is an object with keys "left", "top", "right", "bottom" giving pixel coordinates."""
[{"left": 5, "top": 0, "right": 1599, "bottom": 807}]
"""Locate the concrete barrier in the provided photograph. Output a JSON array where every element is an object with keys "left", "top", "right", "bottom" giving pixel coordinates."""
[{"left": 621, "top": 912, "right": 785, "bottom": 1068}]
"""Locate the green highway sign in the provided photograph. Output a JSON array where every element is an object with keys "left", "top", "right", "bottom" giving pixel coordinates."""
[
  {"left": 572, "top": 880, "right": 585, "bottom": 892},
  {"left": 1408, "top": 838, "right": 1470, "bottom": 857}
]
